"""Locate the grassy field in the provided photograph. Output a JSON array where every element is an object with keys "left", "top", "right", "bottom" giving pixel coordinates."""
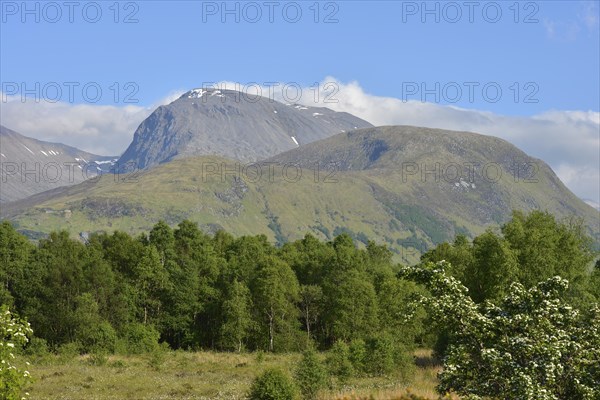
[{"left": 19, "top": 349, "right": 448, "bottom": 400}]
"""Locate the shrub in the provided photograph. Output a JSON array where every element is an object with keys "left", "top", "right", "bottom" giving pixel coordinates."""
[
  {"left": 294, "top": 348, "right": 328, "bottom": 400},
  {"left": 87, "top": 351, "right": 109, "bottom": 366},
  {"left": 248, "top": 368, "right": 297, "bottom": 400},
  {"left": 364, "top": 335, "right": 395, "bottom": 376},
  {"left": 24, "top": 337, "right": 49, "bottom": 358},
  {"left": 79, "top": 321, "right": 117, "bottom": 354},
  {"left": 147, "top": 342, "right": 170, "bottom": 371},
  {"left": 57, "top": 342, "right": 80, "bottom": 363},
  {"left": 326, "top": 340, "right": 354, "bottom": 384},
  {"left": 255, "top": 350, "right": 266, "bottom": 364},
  {"left": 348, "top": 339, "right": 366, "bottom": 374},
  {"left": 120, "top": 323, "right": 160, "bottom": 354}
]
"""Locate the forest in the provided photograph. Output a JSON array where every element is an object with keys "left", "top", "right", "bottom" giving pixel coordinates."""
[{"left": 1, "top": 210, "right": 600, "bottom": 399}]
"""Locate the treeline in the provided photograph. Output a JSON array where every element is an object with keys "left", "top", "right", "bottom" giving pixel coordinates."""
[
  {"left": 421, "top": 210, "right": 599, "bottom": 306},
  {"left": 0, "top": 219, "right": 423, "bottom": 355},
  {"left": 1, "top": 210, "right": 599, "bottom": 357}
]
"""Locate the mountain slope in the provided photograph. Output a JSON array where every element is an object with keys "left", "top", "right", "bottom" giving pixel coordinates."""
[
  {"left": 116, "top": 88, "right": 373, "bottom": 169},
  {"left": 2, "top": 126, "right": 598, "bottom": 262},
  {"left": 0, "top": 125, "right": 117, "bottom": 203},
  {"left": 267, "top": 125, "right": 599, "bottom": 235}
]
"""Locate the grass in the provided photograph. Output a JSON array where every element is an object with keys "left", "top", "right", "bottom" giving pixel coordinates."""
[{"left": 19, "top": 349, "right": 451, "bottom": 400}]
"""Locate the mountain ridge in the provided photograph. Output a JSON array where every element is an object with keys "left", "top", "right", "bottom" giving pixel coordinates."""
[
  {"left": 0, "top": 125, "right": 117, "bottom": 203},
  {"left": 3, "top": 125, "right": 597, "bottom": 261}
]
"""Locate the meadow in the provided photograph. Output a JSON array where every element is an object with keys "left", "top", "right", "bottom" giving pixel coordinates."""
[{"left": 20, "top": 349, "right": 445, "bottom": 400}]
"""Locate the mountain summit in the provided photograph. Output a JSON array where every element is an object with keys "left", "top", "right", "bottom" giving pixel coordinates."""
[{"left": 116, "top": 88, "right": 373, "bottom": 169}]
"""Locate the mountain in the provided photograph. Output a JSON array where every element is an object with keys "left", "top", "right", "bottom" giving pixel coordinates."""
[
  {"left": 116, "top": 88, "right": 373, "bottom": 170},
  {"left": 3, "top": 126, "right": 597, "bottom": 261},
  {"left": 0, "top": 125, "right": 117, "bottom": 203}
]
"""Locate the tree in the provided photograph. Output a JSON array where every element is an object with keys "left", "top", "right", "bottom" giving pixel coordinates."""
[
  {"left": 587, "top": 261, "right": 600, "bottom": 301},
  {"left": 295, "top": 347, "right": 328, "bottom": 400},
  {"left": 251, "top": 256, "right": 300, "bottom": 352},
  {"left": 377, "top": 277, "right": 424, "bottom": 346},
  {"left": 298, "top": 285, "right": 322, "bottom": 342},
  {"left": 20, "top": 231, "right": 87, "bottom": 345},
  {"left": 502, "top": 210, "right": 595, "bottom": 289},
  {"left": 365, "top": 240, "right": 395, "bottom": 289},
  {"left": 422, "top": 211, "right": 597, "bottom": 304},
  {"left": 163, "top": 220, "right": 219, "bottom": 348},
  {"left": 465, "top": 231, "right": 519, "bottom": 303},
  {"left": 72, "top": 293, "right": 117, "bottom": 353},
  {"left": 0, "top": 222, "right": 33, "bottom": 307},
  {"left": 322, "top": 269, "right": 379, "bottom": 342},
  {"left": 0, "top": 307, "right": 33, "bottom": 400},
  {"left": 220, "top": 280, "right": 253, "bottom": 352},
  {"left": 281, "top": 234, "right": 335, "bottom": 286},
  {"left": 149, "top": 220, "right": 175, "bottom": 267},
  {"left": 401, "top": 261, "right": 600, "bottom": 399},
  {"left": 134, "top": 246, "right": 170, "bottom": 325}
]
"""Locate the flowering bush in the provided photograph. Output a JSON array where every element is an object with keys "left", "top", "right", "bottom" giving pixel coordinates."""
[
  {"left": 400, "top": 261, "right": 600, "bottom": 400},
  {"left": 0, "top": 306, "right": 33, "bottom": 400}
]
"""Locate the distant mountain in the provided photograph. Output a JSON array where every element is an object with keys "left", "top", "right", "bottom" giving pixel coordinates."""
[
  {"left": 0, "top": 125, "right": 117, "bottom": 203},
  {"left": 116, "top": 88, "right": 373, "bottom": 170},
  {"left": 3, "top": 126, "right": 597, "bottom": 262}
]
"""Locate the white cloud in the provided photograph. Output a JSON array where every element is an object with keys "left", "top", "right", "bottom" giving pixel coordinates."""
[{"left": 0, "top": 91, "right": 184, "bottom": 156}]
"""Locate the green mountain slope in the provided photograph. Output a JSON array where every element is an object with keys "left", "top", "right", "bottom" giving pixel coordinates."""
[{"left": 2, "top": 126, "right": 598, "bottom": 263}]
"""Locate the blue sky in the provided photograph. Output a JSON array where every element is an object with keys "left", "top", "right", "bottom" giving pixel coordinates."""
[
  {"left": 1, "top": 1, "right": 599, "bottom": 114},
  {"left": 1, "top": 1, "right": 599, "bottom": 203}
]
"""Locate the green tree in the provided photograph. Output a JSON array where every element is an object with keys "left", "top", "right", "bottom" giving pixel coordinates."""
[
  {"left": 72, "top": 293, "right": 117, "bottom": 353},
  {"left": 134, "top": 246, "right": 170, "bottom": 325},
  {"left": 377, "top": 277, "right": 424, "bottom": 346},
  {"left": 421, "top": 234, "right": 473, "bottom": 281},
  {"left": 587, "top": 260, "right": 600, "bottom": 301},
  {"left": 20, "top": 231, "right": 86, "bottom": 345},
  {"left": 149, "top": 220, "right": 175, "bottom": 267},
  {"left": 502, "top": 210, "right": 595, "bottom": 289},
  {"left": 464, "top": 231, "right": 519, "bottom": 303},
  {"left": 365, "top": 240, "right": 395, "bottom": 289},
  {"left": 0, "top": 222, "right": 33, "bottom": 307},
  {"left": 219, "top": 280, "right": 253, "bottom": 352},
  {"left": 281, "top": 234, "right": 334, "bottom": 286},
  {"left": 322, "top": 269, "right": 379, "bottom": 342},
  {"left": 251, "top": 256, "right": 300, "bottom": 352},
  {"left": 162, "top": 220, "right": 219, "bottom": 348},
  {"left": 298, "top": 285, "right": 322, "bottom": 342}
]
